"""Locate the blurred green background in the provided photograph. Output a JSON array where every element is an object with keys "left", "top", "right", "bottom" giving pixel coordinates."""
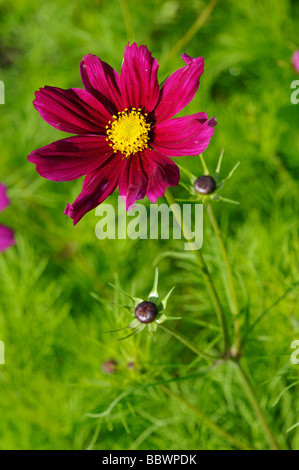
[{"left": 0, "top": 0, "right": 299, "bottom": 450}]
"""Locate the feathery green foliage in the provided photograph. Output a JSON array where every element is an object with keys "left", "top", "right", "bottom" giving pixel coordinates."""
[{"left": 0, "top": 0, "right": 299, "bottom": 450}]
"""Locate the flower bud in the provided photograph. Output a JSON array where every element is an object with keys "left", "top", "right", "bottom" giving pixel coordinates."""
[
  {"left": 194, "top": 175, "right": 216, "bottom": 195},
  {"left": 135, "top": 301, "right": 158, "bottom": 324},
  {"left": 101, "top": 359, "right": 117, "bottom": 374}
]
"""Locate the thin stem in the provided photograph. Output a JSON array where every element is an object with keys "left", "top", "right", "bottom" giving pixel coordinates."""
[
  {"left": 119, "top": 0, "right": 135, "bottom": 42},
  {"left": 207, "top": 204, "right": 242, "bottom": 355},
  {"left": 234, "top": 360, "right": 280, "bottom": 450},
  {"left": 159, "top": 0, "right": 219, "bottom": 68},
  {"left": 158, "top": 323, "right": 219, "bottom": 362},
  {"left": 164, "top": 187, "right": 230, "bottom": 354},
  {"left": 160, "top": 385, "right": 253, "bottom": 450},
  {"left": 164, "top": 188, "right": 280, "bottom": 450}
]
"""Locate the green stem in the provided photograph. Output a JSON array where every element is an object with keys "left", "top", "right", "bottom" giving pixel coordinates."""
[
  {"left": 159, "top": 0, "right": 219, "bottom": 68},
  {"left": 159, "top": 323, "right": 280, "bottom": 449},
  {"left": 234, "top": 360, "right": 280, "bottom": 450},
  {"left": 160, "top": 385, "right": 253, "bottom": 450},
  {"left": 164, "top": 187, "right": 230, "bottom": 354},
  {"left": 164, "top": 188, "right": 280, "bottom": 450},
  {"left": 158, "top": 324, "right": 219, "bottom": 362},
  {"left": 119, "top": 0, "right": 135, "bottom": 41},
  {"left": 207, "top": 204, "right": 242, "bottom": 355}
]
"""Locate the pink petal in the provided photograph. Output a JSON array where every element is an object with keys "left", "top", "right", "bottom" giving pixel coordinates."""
[
  {"left": 64, "top": 153, "right": 124, "bottom": 225},
  {"left": 292, "top": 51, "right": 299, "bottom": 73},
  {"left": 27, "top": 135, "right": 113, "bottom": 181},
  {"left": 0, "top": 225, "right": 15, "bottom": 252},
  {"left": 80, "top": 54, "right": 124, "bottom": 114},
  {"left": 33, "top": 86, "right": 112, "bottom": 134},
  {"left": 152, "top": 113, "right": 217, "bottom": 157},
  {"left": 0, "top": 183, "right": 10, "bottom": 212},
  {"left": 118, "top": 152, "right": 148, "bottom": 210},
  {"left": 154, "top": 54, "right": 204, "bottom": 123},
  {"left": 142, "top": 148, "right": 180, "bottom": 203},
  {"left": 120, "top": 43, "right": 160, "bottom": 112}
]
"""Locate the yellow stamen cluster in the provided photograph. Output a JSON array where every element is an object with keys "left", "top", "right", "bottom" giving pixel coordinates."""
[{"left": 106, "top": 108, "right": 151, "bottom": 157}]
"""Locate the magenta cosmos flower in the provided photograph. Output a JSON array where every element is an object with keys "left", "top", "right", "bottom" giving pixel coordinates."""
[
  {"left": 292, "top": 51, "right": 299, "bottom": 73},
  {"left": 0, "top": 183, "right": 15, "bottom": 252},
  {"left": 27, "top": 43, "right": 216, "bottom": 224}
]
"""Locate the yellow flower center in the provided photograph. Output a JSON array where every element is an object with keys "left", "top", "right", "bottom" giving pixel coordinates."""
[{"left": 106, "top": 108, "right": 151, "bottom": 157}]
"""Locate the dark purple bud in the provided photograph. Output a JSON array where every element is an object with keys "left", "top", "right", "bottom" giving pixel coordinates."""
[
  {"left": 194, "top": 175, "right": 216, "bottom": 195},
  {"left": 135, "top": 301, "right": 158, "bottom": 324}
]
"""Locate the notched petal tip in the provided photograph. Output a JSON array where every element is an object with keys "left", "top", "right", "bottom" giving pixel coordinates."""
[
  {"left": 181, "top": 52, "right": 204, "bottom": 63},
  {"left": 181, "top": 53, "right": 204, "bottom": 74},
  {"left": 64, "top": 203, "right": 77, "bottom": 225},
  {"left": 125, "top": 42, "right": 152, "bottom": 54},
  {"left": 207, "top": 117, "right": 217, "bottom": 127}
]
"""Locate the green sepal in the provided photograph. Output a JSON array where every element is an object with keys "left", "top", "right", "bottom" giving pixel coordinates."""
[
  {"left": 128, "top": 318, "right": 140, "bottom": 329},
  {"left": 148, "top": 267, "right": 159, "bottom": 303},
  {"left": 160, "top": 285, "right": 175, "bottom": 310},
  {"left": 156, "top": 314, "right": 182, "bottom": 324},
  {"left": 108, "top": 282, "right": 143, "bottom": 307}
]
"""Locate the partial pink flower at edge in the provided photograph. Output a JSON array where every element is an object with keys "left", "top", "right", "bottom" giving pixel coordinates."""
[
  {"left": 0, "top": 183, "right": 15, "bottom": 252},
  {"left": 28, "top": 43, "right": 217, "bottom": 225},
  {"left": 292, "top": 51, "right": 299, "bottom": 73}
]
